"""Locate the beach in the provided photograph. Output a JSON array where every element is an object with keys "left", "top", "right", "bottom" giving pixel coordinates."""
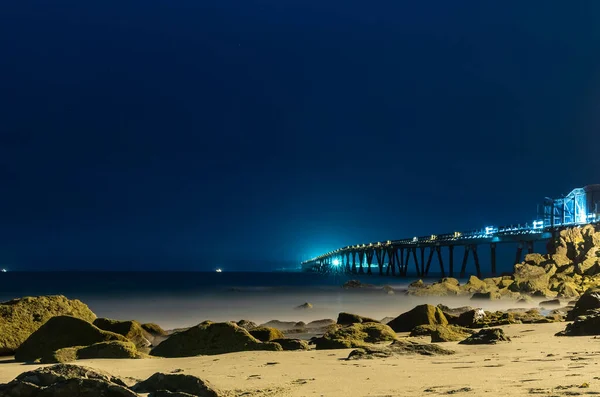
[{"left": 1, "top": 322, "right": 597, "bottom": 396}]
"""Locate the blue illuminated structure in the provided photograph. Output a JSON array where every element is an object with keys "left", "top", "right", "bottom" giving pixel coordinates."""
[{"left": 302, "top": 185, "right": 600, "bottom": 278}]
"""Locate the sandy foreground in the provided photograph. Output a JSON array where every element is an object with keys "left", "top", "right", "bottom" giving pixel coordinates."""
[{"left": 1, "top": 322, "right": 599, "bottom": 396}]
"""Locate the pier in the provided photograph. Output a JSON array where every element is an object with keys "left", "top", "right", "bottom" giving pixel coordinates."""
[{"left": 301, "top": 185, "right": 600, "bottom": 277}]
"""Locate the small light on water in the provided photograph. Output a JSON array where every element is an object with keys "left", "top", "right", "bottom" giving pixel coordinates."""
[
  {"left": 1, "top": 269, "right": 7, "bottom": 273},
  {"left": 215, "top": 268, "right": 222, "bottom": 273}
]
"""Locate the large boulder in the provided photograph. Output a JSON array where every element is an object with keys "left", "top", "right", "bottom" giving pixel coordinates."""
[
  {"left": 556, "top": 311, "right": 600, "bottom": 336},
  {"left": 132, "top": 373, "right": 219, "bottom": 397},
  {"left": 248, "top": 327, "right": 285, "bottom": 342},
  {"left": 511, "top": 263, "right": 554, "bottom": 294},
  {"left": 408, "top": 279, "right": 462, "bottom": 296},
  {"left": 336, "top": 312, "right": 379, "bottom": 325},
  {"left": 459, "top": 328, "right": 511, "bottom": 344},
  {"left": 93, "top": 318, "right": 151, "bottom": 348},
  {"left": 0, "top": 295, "right": 96, "bottom": 356},
  {"left": 271, "top": 338, "right": 310, "bottom": 351},
  {"left": 346, "top": 339, "right": 454, "bottom": 359},
  {"left": 313, "top": 322, "right": 397, "bottom": 350},
  {"left": 15, "top": 316, "right": 128, "bottom": 362},
  {"left": 576, "top": 247, "right": 600, "bottom": 275},
  {"left": 386, "top": 304, "right": 448, "bottom": 332},
  {"left": 567, "top": 288, "right": 600, "bottom": 320},
  {"left": 0, "top": 364, "right": 135, "bottom": 397},
  {"left": 454, "top": 309, "right": 486, "bottom": 327},
  {"left": 150, "top": 321, "right": 282, "bottom": 357},
  {"left": 43, "top": 341, "right": 141, "bottom": 364},
  {"left": 409, "top": 324, "right": 472, "bottom": 342}
]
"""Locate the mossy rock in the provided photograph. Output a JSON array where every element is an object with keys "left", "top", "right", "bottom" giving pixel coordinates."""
[
  {"left": 249, "top": 327, "right": 285, "bottom": 342},
  {"left": 314, "top": 322, "right": 397, "bottom": 350},
  {"left": 14, "top": 315, "right": 128, "bottom": 362},
  {"left": 133, "top": 372, "right": 219, "bottom": 397},
  {"left": 271, "top": 338, "right": 310, "bottom": 350},
  {"left": 141, "top": 323, "right": 168, "bottom": 336},
  {"left": 386, "top": 304, "right": 448, "bottom": 332},
  {"left": 337, "top": 312, "right": 380, "bottom": 325},
  {"left": 93, "top": 318, "right": 151, "bottom": 348},
  {"left": 0, "top": 295, "right": 96, "bottom": 356},
  {"left": 347, "top": 339, "right": 454, "bottom": 359},
  {"left": 459, "top": 328, "right": 511, "bottom": 344},
  {"left": 150, "top": 321, "right": 283, "bottom": 357},
  {"left": 42, "top": 341, "right": 142, "bottom": 363},
  {"left": 410, "top": 324, "right": 472, "bottom": 342}
]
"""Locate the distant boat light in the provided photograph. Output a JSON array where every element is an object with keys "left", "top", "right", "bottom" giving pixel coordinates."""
[
  {"left": 1, "top": 269, "right": 7, "bottom": 273},
  {"left": 215, "top": 268, "right": 222, "bottom": 273}
]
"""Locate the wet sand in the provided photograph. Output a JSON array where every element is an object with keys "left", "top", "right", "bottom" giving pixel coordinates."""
[{"left": 1, "top": 322, "right": 598, "bottom": 396}]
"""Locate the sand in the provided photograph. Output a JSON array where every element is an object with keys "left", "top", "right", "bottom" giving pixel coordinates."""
[{"left": 1, "top": 322, "right": 599, "bottom": 396}]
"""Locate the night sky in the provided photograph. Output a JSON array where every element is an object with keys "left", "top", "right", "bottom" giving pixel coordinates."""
[{"left": 1, "top": 1, "right": 600, "bottom": 271}]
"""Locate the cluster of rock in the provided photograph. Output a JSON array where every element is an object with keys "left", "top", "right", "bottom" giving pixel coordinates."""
[
  {"left": 408, "top": 225, "right": 600, "bottom": 299},
  {"left": 0, "top": 364, "right": 220, "bottom": 397},
  {"left": 556, "top": 287, "right": 600, "bottom": 336}
]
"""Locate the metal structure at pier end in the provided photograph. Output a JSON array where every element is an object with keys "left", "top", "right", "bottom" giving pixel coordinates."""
[{"left": 301, "top": 185, "right": 600, "bottom": 278}]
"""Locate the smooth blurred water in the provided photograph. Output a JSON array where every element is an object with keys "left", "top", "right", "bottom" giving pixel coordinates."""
[{"left": 0, "top": 271, "right": 540, "bottom": 330}]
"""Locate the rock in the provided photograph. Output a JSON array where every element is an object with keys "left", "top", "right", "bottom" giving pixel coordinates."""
[
  {"left": 342, "top": 280, "right": 374, "bottom": 289},
  {"left": 133, "top": 373, "right": 219, "bottom": 397},
  {"left": 386, "top": 304, "right": 448, "bottom": 332},
  {"left": 271, "top": 338, "right": 310, "bottom": 351},
  {"left": 295, "top": 302, "right": 313, "bottom": 310},
  {"left": 382, "top": 285, "right": 395, "bottom": 295},
  {"left": 260, "top": 320, "right": 304, "bottom": 331},
  {"left": 408, "top": 279, "right": 462, "bottom": 296},
  {"left": 0, "top": 364, "right": 134, "bottom": 397},
  {"left": 249, "top": 327, "right": 285, "bottom": 342},
  {"left": 15, "top": 316, "right": 128, "bottom": 362},
  {"left": 141, "top": 323, "right": 168, "bottom": 336},
  {"left": 150, "top": 321, "right": 282, "bottom": 357},
  {"left": 313, "top": 322, "right": 397, "bottom": 350},
  {"left": 458, "top": 328, "right": 511, "bottom": 344},
  {"left": 336, "top": 312, "right": 379, "bottom": 325},
  {"left": 524, "top": 253, "right": 548, "bottom": 266},
  {"left": 567, "top": 288, "right": 600, "bottom": 320},
  {"left": 516, "top": 295, "right": 534, "bottom": 304},
  {"left": 511, "top": 263, "right": 554, "bottom": 294},
  {"left": 462, "top": 276, "right": 488, "bottom": 293},
  {"left": 454, "top": 309, "right": 486, "bottom": 327},
  {"left": 305, "top": 319, "right": 336, "bottom": 329},
  {"left": 556, "top": 281, "right": 580, "bottom": 299},
  {"left": 93, "top": 318, "right": 151, "bottom": 348},
  {"left": 552, "top": 253, "right": 572, "bottom": 268},
  {"left": 78, "top": 341, "right": 141, "bottom": 360},
  {"left": 539, "top": 299, "right": 561, "bottom": 307},
  {"left": 430, "top": 325, "right": 473, "bottom": 342},
  {"left": 437, "top": 305, "right": 474, "bottom": 317},
  {"left": 149, "top": 391, "right": 197, "bottom": 397},
  {"left": 498, "top": 279, "right": 514, "bottom": 289},
  {"left": 576, "top": 248, "right": 600, "bottom": 275},
  {"left": 235, "top": 320, "right": 258, "bottom": 330},
  {"left": 346, "top": 339, "right": 454, "bottom": 359},
  {"left": 409, "top": 324, "right": 472, "bottom": 342},
  {"left": 0, "top": 295, "right": 96, "bottom": 356},
  {"left": 471, "top": 291, "right": 500, "bottom": 300},
  {"left": 409, "top": 279, "right": 425, "bottom": 288},
  {"left": 43, "top": 340, "right": 141, "bottom": 363},
  {"left": 556, "top": 311, "right": 600, "bottom": 336}
]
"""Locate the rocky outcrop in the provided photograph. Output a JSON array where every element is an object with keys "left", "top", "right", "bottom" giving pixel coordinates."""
[
  {"left": 150, "top": 321, "right": 282, "bottom": 357},
  {"left": 132, "top": 373, "right": 219, "bottom": 397},
  {"left": 567, "top": 288, "right": 600, "bottom": 320},
  {"left": 386, "top": 304, "right": 448, "bottom": 332},
  {"left": 260, "top": 320, "right": 306, "bottom": 331},
  {"left": 313, "top": 322, "right": 397, "bottom": 350},
  {"left": 346, "top": 339, "right": 454, "bottom": 359},
  {"left": 409, "top": 324, "right": 473, "bottom": 342},
  {"left": 556, "top": 310, "right": 600, "bottom": 336},
  {"left": 15, "top": 315, "right": 128, "bottom": 362},
  {"left": 271, "top": 338, "right": 310, "bottom": 351},
  {"left": 93, "top": 318, "right": 151, "bottom": 348},
  {"left": 459, "top": 328, "right": 511, "bottom": 344},
  {"left": 0, "top": 295, "right": 96, "bottom": 356},
  {"left": 342, "top": 280, "right": 375, "bottom": 289},
  {"left": 407, "top": 278, "right": 462, "bottom": 296},
  {"left": 44, "top": 341, "right": 142, "bottom": 363},
  {"left": 337, "top": 312, "right": 380, "bottom": 325},
  {"left": 295, "top": 302, "right": 313, "bottom": 310},
  {"left": 235, "top": 320, "right": 258, "bottom": 330},
  {"left": 0, "top": 364, "right": 135, "bottom": 397},
  {"left": 248, "top": 327, "right": 285, "bottom": 342}
]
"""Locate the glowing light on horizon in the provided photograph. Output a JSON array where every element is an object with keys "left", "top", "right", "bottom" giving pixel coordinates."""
[{"left": 215, "top": 268, "right": 222, "bottom": 273}]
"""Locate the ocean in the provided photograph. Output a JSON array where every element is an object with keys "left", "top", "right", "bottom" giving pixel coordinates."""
[{"left": 0, "top": 271, "right": 532, "bottom": 330}]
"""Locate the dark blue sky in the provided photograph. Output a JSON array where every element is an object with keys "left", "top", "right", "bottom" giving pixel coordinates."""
[{"left": 1, "top": 1, "right": 600, "bottom": 270}]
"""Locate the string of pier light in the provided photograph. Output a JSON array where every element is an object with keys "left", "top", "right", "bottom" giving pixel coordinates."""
[{"left": 304, "top": 220, "right": 552, "bottom": 265}]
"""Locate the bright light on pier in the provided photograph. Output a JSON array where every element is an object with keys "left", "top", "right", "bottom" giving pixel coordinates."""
[{"left": 332, "top": 259, "right": 340, "bottom": 266}]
